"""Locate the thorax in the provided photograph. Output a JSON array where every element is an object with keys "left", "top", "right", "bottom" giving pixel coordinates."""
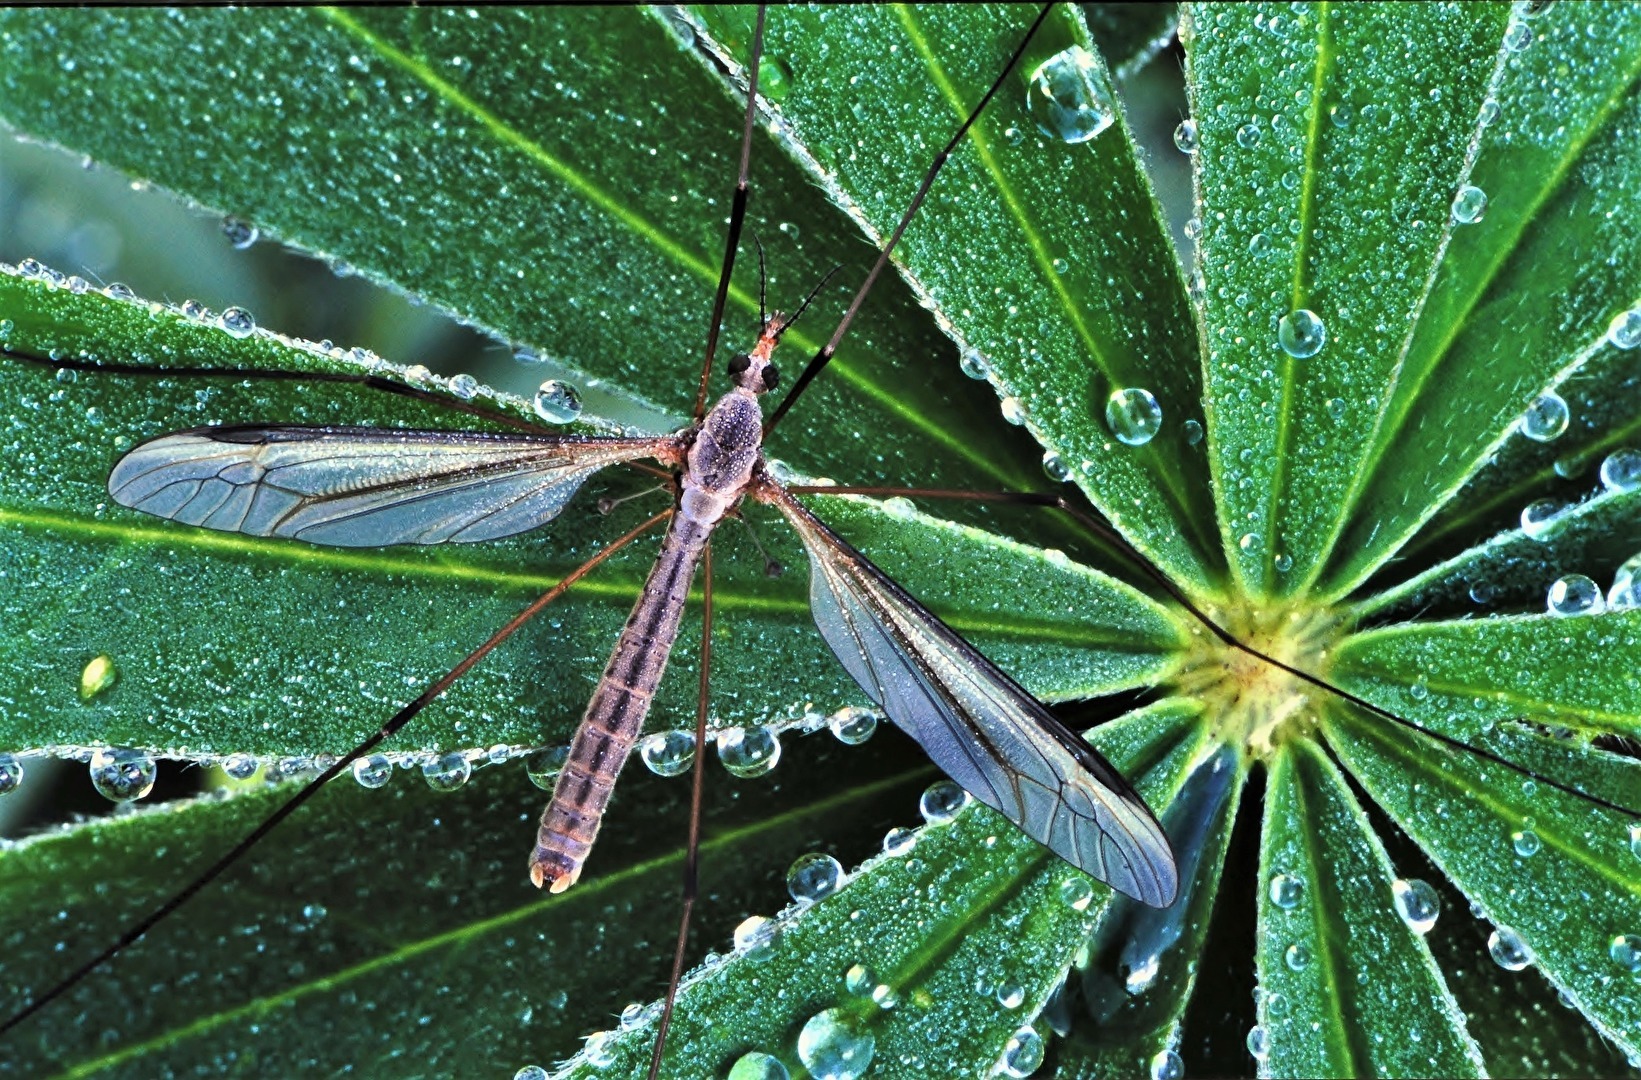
[{"left": 679, "top": 389, "right": 764, "bottom": 524}]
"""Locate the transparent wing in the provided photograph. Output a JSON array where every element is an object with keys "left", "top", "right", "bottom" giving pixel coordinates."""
[
  {"left": 108, "top": 426, "right": 680, "bottom": 547},
  {"left": 770, "top": 489, "right": 1177, "bottom": 906}
]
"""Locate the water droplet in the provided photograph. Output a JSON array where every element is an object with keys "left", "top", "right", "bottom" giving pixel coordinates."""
[
  {"left": 1236, "top": 123, "right": 1262, "bottom": 148},
  {"left": 728, "top": 1052, "right": 790, "bottom": 1080},
  {"left": 1512, "top": 828, "right": 1541, "bottom": 857},
  {"left": 1488, "top": 927, "right": 1532, "bottom": 970},
  {"left": 524, "top": 746, "right": 568, "bottom": 789},
  {"left": 532, "top": 379, "right": 583, "bottom": 424},
  {"left": 218, "top": 306, "right": 256, "bottom": 339},
  {"left": 1149, "top": 1049, "right": 1184, "bottom": 1080},
  {"left": 1628, "top": 821, "right": 1641, "bottom": 861},
  {"left": 1238, "top": 531, "right": 1260, "bottom": 552},
  {"left": 797, "top": 1007, "right": 874, "bottom": 1080},
  {"left": 718, "top": 726, "right": 781, "bottom": 778},
  {"left": 1521, "top": 0, "right": 1556, "bottom": 17},
  {"left": 844, "top": 963, "right": 878, "bottom": 996},
  {"left": 1051, "top": 257, "right": 1069, "bottom": 275},
  {"left": 1479, "top": 97, "right": 1500, "bottom": 126},
  {"left": 639, "top": 730, "right": 695, "bottom": 777},
  {"left": 1504, "top": 20, "right": 1533, "bottom": 51},
  {"left": 999, "top": 395, "right": 1027, "bottom": 425},
  {"left": 221, "top": 753, "right": 258, "bottom": 780},
  {"left": 0, "top": 753, "right": 23, "bottom": 796},
  {"left": 1608, "top": 309, "right": 1641, "bottom": 349},
  {"left": 733, "top": 915, "right": 781, "bottom": 962},
  {"left": 827, "top": 707, "right": 877, "bottom": 745},
  {"left": 1042, "top": 450, "right": 1070, "bottom": 483},
  {"left": 514, "top": 1067, "right": 548, "bottom": 1080},
  {"left": 1173, "top": 119, "right": 1198, "bottom": 154},
  {"left": 1451, "top": 184, "right": 1488, "bottom": 224},
  {"left": 583, "top": 1030, "right": 615, "bottom": 1067},
  {"left": 1611, "top": 933, "right": 1641, "bottom": 972},
  {"left": 1392, "top": 878, "right": 1440, "bottom": 934},
  {"left": 1284, "top": 943, "right": 1311, "bottom": 970},
  {"left": 105, "top": 282, "right": 134, "bottom": 300},
  {"left": 759, "top": 56, "right": 792, "bottom": 104},
  {"left": 89, "top": 748, "right": 156, "bottom": 802},
  {"left": 1106, "top": 388, "right": 1162, "bottom": 446},
  {"left": 959, "top": 346, "right": 989, "bottom": 379},
  {"left": 447, "top": 372, "right": 479, "bottom": 400},
  {"left": 513, "top": 346, "right": 543, "bottom": 365},
  {"left": 1520, "top": 391, "right": 1569, "bottom": 442},
  {"left": 997, "top": 1026, "right": 1045, "bottom": 1077},
  {"left": 404, "top": 364, "right": 433, "bottom": 383},
  {"left": 1026, "top": 46, "right": 1114, "bottom": 144},
  {"left": 882, "top": 826, "right": 918, "bottom": 856},
  {"left": 352, "top": 753, "right": 392, "bottom": 789},
  {"left": 1183, "top": 419, "right": 1204, "bottom": 445},
  {"left": 1519, "top": 498, "right": 1563, "bottom": 540},
  {"left": 996, "top": 981, "right": 1025, "bottom": 1009},
  {"left": 1469, "top": 580, "right": 1496, "bottom": 605},
  {"left": 788, "top": 852, "right": 846, "bottom": 904},
  {"left": 79, "top": 654, "right": 118, "bottom": 700},
  {"left": 919, "top": 780, "right": 969, "bottom": 824},
  {"left": 1269, "top": 873, "right": 1304, "bottom": 910},
  {"left": 1060, "top": 875, "right": 1094, "bottom": 912},
  {"left": 1274, "top": 552, "right": 1293, "bottom": 573},
  {"left": 222, "top": 216, "right": 258, "bottom": 250},
  {"left": 1547, "top": 573, "right": 1603, "bottom": 616},
  {"left": 422, "top": 751, "right": 471, "bottom": 792},
  {"left": 1247, "top": 1025, "right": 1270, "bottom": 1062},
  {"left": 1600, "top": 448, "right": 1641, "bottom": 493},
  {"left": 1277, "top": 309, "right": 1326, "bottom": 358}
]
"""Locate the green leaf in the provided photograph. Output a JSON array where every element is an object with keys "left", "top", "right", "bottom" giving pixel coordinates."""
[
  {"left": 691, "top": 4, "right": 1220, "bottom": 593},
  {"left": 1083, "top": 4, "right": 1179, "bottom": 82},
  {"left": 1324, "top": 2, "right": 1641, "bottom": 596},
  {"left": 1324, "top": 703, "right": 1641, "bottom": 1059},
  {"left": 1184, "top": 1, "right": 1510, "bottom": 595},
  {"left": 1257, "top": 738, "right": 1482, "bottom": 1077}
]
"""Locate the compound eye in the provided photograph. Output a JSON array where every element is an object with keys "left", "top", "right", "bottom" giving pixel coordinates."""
[
  {"left": 761, "top": 365, "right": 780, "bottom": 391},
  {"left": 727, "top": 354, "right": 752, "bottom": 375}
]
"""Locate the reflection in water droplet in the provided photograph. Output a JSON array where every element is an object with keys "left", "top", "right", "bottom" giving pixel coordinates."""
[
  {"left": 919, "top": 780, "right": 969, "bottom": 825},
  {"left": 1488, "top": 927, "right": 1532, "bottom": 970},
  {"left": 79, "top": 654, "right": 118, "bottom": 700},
  {"left": 525, "top": 746, "right": 568, "bottom": 789},
  {"left": 1392, "top": 878, "right": 1440, "bottom": 934},
  {"left": 1628, "top": 821, "right": 1641, "bottom": 861},
  {"left": 959, "top": 347, "right": 989, "bottom": 379},
  {"left": 90, "top": 747, "right": 156, "bottom": 802},
  {"left": 218, "top": 306, "right": 256, "bottom": 339},
  {"left": 1042, "top": 450, "right": 1070, "bottom": 483},
  {"left": 353, "top": 754, "right": 393, "bottom": 789},
  {"left": 788, "top": 852, "right": 846, "bottom": 904},
  {"left": 1547, "top": 573, "right": 1602, "bottom": 616},
  {"left": 1106, "top": 388, "right": 1162, "bottom": 446},
  {"left": 1269, "top": 873, "right": 1304, "bottom": 910},
  {"left": 1026, "top": 46, "right": 1115, "bottom": 144},
  {"left": 1173, "top": 119, "right": 1198, "bottom": 154},
  {"left": 727, "top": 1052, "right": 790, "bottom": 1080},
  {"left": 1520, "top": 391, "right": 1569, "bottom": 442},
  {"left": 827, "top": 707, "right": 877, "bottom": 746},
  {"left": 447, "top": 372, "right": 479, "bottom": 400},
  {"left": 1277, "top": 309, "right": 1326, "bottom": 358},
  {"left": 1504, "top": 20, "right": 1533, "bottom": 51},
  {"left": 1247, "top": 1025, "right": 1270, "bottom": 1062},
  {"left": 1060, "top": 875, "right": 1094, "bottom": 912},
  {"left": 422, "top": 751, "right": 471, "bottom": 792},
  {"left": 797, "top": 1007, "right": 874, "bottom": 1080},
  {"left": 222, "top": 217, "right": 259, "bottom": 250},
  {"left": 1183, "top": 419, "right": 1203, "bottom": 446},
  {"left": 1600, "top": 448, "right": 1641, "bottom": 493},
  {"left": 1284, "top": 943, "right": 1311, "bottom": 970},
  {"left": 733, "top": 915, "right": 781, "bottom": 962},
  {"left": 998, "top": 1026, "right": 1045, "bottom": 1077},
  {"left": 1000, "top": 396, "right": 1027, "bottom": 425},
  {"left": 0, "top": 753, "right": 23, "bottom": 796},
  {"left": 1519, "top": 498, "right": 1563, "bottom": 540},
  {"left": 1511, "top": 828, "right": 1541, "bottom": 857},
  {"left": 640, "top": 730, "right": 695, "bottom": 777},
  {"left": 533, "top": 379, "right": 583, "bottom": 423},
  {"left": 719, "top": 726, "right": 781, "bottom": 778},
  {"left": 1149, "top": 1049, "right": 1184, "bottom": 1080},
  {"left": 996, "top": 981, "right": 1025, "bottom": 1009},
  {"left": 1610, "top": 309, "right": 1641, "bottom": 349},
  {"left": 1611, "top": 933, "right": 1641, "bottom": 972},
  {"left": 882, "top": 827, "right": 918, "bottom": 856},
  {"left": 514, "top": 1067, "right": 548, "bottom": 1080},
  {"left": 222, "top": 753, "right": 258, "bottom": 780},
  {"left": 1450, "top": 184, "right": 1488, "bottom": 224}
]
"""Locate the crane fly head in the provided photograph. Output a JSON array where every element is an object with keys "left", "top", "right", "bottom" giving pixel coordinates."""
[{"left": 726, "top": 312, "right": 783, "bottom": 396}]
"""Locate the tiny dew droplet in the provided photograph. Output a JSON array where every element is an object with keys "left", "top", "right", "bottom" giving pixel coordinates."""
[
  {"left": 422, "top": 751, "right": 471, "bottom": 792},
  {"left": 1520, "top": 391, "right": 1569, "bottom": 442},
  {"left": 1450, "top": 184, "right": 1488, "bottom": 224},
  {"left": 0, "top": 753, "right": 23, "bottom": 796},
  {"left": 827, "top": 706, "right": 877, "bottom": 745},
  {"left": 218, "top": 306, "right": 256, "bottom": 338},
  {"left": 1149, "top": 1048, "right": 1184, "bottom": 1080},
  {"left": 1173, "top": 118, "right": 1198, "bottom": 154},
  {"left": 639, "top": 730, "right": 695, "bottom": 777},
  {"left": 1274, "top": 551, "right": 1293, "bottom": 573},
  {"left": 79, "top": 654, "right": 118, "bottom": 700},
  {"left": 718, "top": 725, "right": 781, "bottom": 778},
  {"left": 919, "top": 780, "right": 969, "bottom": 824},
  {"left": 1284, "top": 943, "right": 1311, "bottom": 970},
  {"left": 732, "top": 915, "right": 781, "bottom": 962},
  {"left": 787, "top": 852, "right": 846, "bottom": 904},
  {"left": 353, "top": 753, "right": 393, "bottom": 789},
  {"left": 1237, "top": 122, "right": 1262, "bottom": 148},
  {"left": 1519, "top": 498, "right": 1562, "bottom": 540},
  {"left": 1610, "top": 933, "right": 1641, "bottom": 972},
  {"left": 1277, "top": 309, "right": 1326, "bottom": 358},
  {"left": 1392, "top": 878, "right": 1440, "bottom": 934},
  {"left": 1547, "top": 573, "right": 1602, "bottom": 616},
  {"left": 1060, "top": 875, "right": 1094, "bottom": 912},
  {"left": 1488, "top": 927, "right": 1532, "bottom": 971},
  {"left": 447, "top": 372, "right": 479, "bottom": 400},
  {"left": 1026, "top": 45, "right": 1114, "bottom": 144},
  {"left": 532, "top": 379, "right": 583, "bottom": 423},
  {"left": 1106, "top": 387, "right": 1163, "bottom": 446},
  {"left": 727, "top": 1052, "right": 790, "bottom": 1080},
  {"left": 998, "top": 1026, "right": 1045, "bottom": 1077},
  {"left": 882, "top": 826, "right": 918, "bottom": 856},
  {"left": 844, "top": 963, "right": 877, "bottom": 997},
  {"left": 1599, "top": 448, "right": 1641, "bottom": 493},
  {"left": 1183, "top": 418, "right": 1204, "bottom": 445},
  {"left": 524, "top": 746, "right": 568, "bottom": 789},
  {"left": 221, "top": 216, "right": 258, "bottom": 250},
  {"left": 797, "top": 1007, "right": 874, "bottom": 1080},
  {"left": 89, "top": 747, "right": 156, "bottom": 802},
  {"left": 1269, "top": 873, "right": 1304, "bottom": 909},
  {"left": 1609, "top": 308, "right": 1641, "bottom": 349}
]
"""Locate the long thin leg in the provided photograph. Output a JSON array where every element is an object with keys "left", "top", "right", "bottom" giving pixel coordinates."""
[
  {"left": 691, "top": 6, "right": 767, "bottom": 421},
  {"left": 782, "top": 483, "right": 1641, "bottom": 819},
  {"left": 648, "top": 541, "right": 713, "bottom": 1079},
  {"left": 0, "top": 508, "right": 672, "bottom": 1039},
  {"left": 765, "top": 3, "right": 1056, "bottom": 434}
]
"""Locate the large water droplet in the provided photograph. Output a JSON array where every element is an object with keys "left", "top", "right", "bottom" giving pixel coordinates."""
[
  {"left": 1183, "top": 419, "right": 1204, "bottom": 445},
  {"left": 79, "top": 654, "right": 118, "bottom": 700},
  {"left": 1173, "top": 119, "right": 1198, "bottom": 154},
  {"left": 1059, "top": 875, "right": 1094, "bottom": 912},
  {"left": 1609, "top": 309, "right": 1641, "bottom": 350},
  {"left": 514, "top": 1067, "right": 548, "bottom": 1080},
  {"left": 1285, "top": 943, "right": 1312, "bottom": 970},
  {"left": 533, "top": 379, "right": 583, "bottom": 424},
  {"left": 1269, "top": 873, "right": 1304, "bottom": 910},
  {"left": 1519, "top": 498, "right": 1563, "bottom": 540},
  {"left": 959, "top": 347, "right": 990, "bottom": 380},
  {"left": 998, "top": 1026, "right": 1045, "bottom": 1077},
  {"left": 919, "top": 780, "right": 969, "bottom": 825},
  {"left": 1628, "top": 821, "right": 1641, "bottom": 861},
  {"left": 422, "top": 751, "right": 471, "bottom": 792},
  {"left": 1520, "top": 391, "right": 1569, "bottom": 442},
  {"left": 353, "top": 753, "right": 392, "bottom": 789},
  {"left": 89, "top": 748, "right": 156, "bottom": 802},
  {"left": 447, "top": 372, "right": 479, "bottom": 400},
  {"left": 788, "top": 852, "right": 846, "bottom": 904},
  {"left": 1042, "top": 450, "right": 1070, "bottom": 483},
  {"left": 718, "top": 726, "right": 781, "bottom": 778},
  {"left": 222, "top": 217, "right": 258, "bottom": 250},
  {"left": 1106, "top": 388, "right": 1162, "bottom": 446},
  {"left": 882, "top": 826, "right": 918, "bottom": 856},
  {"left": 1278, "top": 309, "right": 1326, "bottom": 358},
  {"left": 1149, "top": 1049, "right": 1184, "bottom": 1080},
  {"left": 525, "top": 746, "right": 568, "bottom": 789},
  {"left": 733, "top": 915, "right": 781, "bottom": 962},
  {"left": 218, "top": 306, "right": 256, "bottom": 339},
  {"left": 1488, "top": 927, "right": 1532, "bottom": 971},
  {"left": 827, "top": 707, "right": 877, "bottom": 746},
  {"left": 1611, "top": 933, "right": 1641, "bottom": 972},
  {"left": 222, "top": 753, "right": 258, "bottom": 780},
  {"left": 1450, "top": 184, "right": 1488, "bottom": 224},
  {"left": 796, "top": 1008, "right": 874, "bottom": 1080},
  {"left": 1547, "top": 573, "right": 1602, "bottom": 616},
  {"left": 1512, "top": 828, "right": 1541, "bottom": 858},
  {"left": 1600, "top": 448, "right": 1641, "bottom": 493},
  {"left": 0, "top": 753, "right": 23, "bottom": 796},
  {"left": 999, "top": 396, "right": 1027, "bottom": 426},
  {"left": 1026, "top": 46, "right": 1114, "bottom": 144},
  {"left": 728, "top": 1052, "right": 790, "bottom": 1080},
  {"left": 1247, "top": 1025, "right": 1270, "bottom": 1062},
  {"left": 1504, "top": 19, "right": 1533, "bottom": 51},
  {"left": 640, "top": 730, "right": 695, "bottom": 777},
  {"left": 1392, "top": 878, "right": 1440, "bottom": 934},
  {"left": 996, "top": 981, "right": 1026, "bottom": 1009}
]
